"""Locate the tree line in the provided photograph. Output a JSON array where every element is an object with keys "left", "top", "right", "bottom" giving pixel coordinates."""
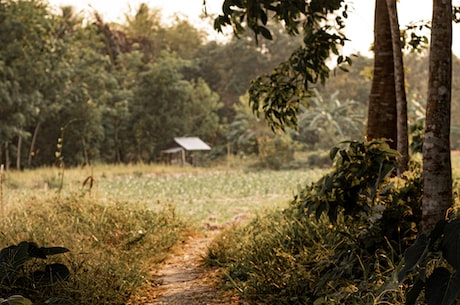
[
  {"left": 2, "top": 0, "right": 460, "bottom": 172},
  {"left": 0, "top": 0, "right": 304, "bottom": 169}
]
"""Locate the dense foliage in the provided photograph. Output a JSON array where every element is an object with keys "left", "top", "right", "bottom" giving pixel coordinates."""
[
  {"left": 0, "top": 1, "right": 299, "bottom": 168},
  {"left": 2, "top": 1, "right": 460, "bottom": 169}
]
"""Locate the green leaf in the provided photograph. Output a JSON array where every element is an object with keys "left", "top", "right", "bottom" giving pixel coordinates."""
[
  {"left": 33, "top": 263, "right": 70, "bottom": 284},
  {"left": 425, "top": 268, "right": 460, "bottom": 305},
  {"left": 442, "top": 220, "right": 460, "bottom": 270},
  {"left": 429, "top": 220, "right": 447, "bottom": 248},
  {"left": 258, "top": 26, "right": 273, "bottom": 40},
  {"left": 426, "top": 267, "right": 451, "bottom": 305},
  {"left": 315, "top": 202, "right": 326, "bottom": 220},
  {"left": 442, "top": 272, "right": 460, "bottom": 305},
  {"left": 329, "top": 146, "right": 340, "bottom": 160},
  {"left": 40, "top": 246, "right": 70, "bottom": 256},
  {"left": 0, "top": 241, "right": 32, "bottom": 270},
  {"left": 406, "top": 276, "right": 426, "bottom": 305},
  {"left": 398, "top": 234, "right": 429, "bottom": 282}
]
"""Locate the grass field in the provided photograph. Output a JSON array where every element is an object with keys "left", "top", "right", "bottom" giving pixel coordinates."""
[{"left": 1, "top": 162, "right": 326, "bottom": 227}]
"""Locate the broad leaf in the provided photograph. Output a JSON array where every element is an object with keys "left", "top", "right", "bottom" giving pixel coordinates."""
[
  {"left": 426, "top": 267, "right": 451, "bottom": 305},
  {"left": 406, "top": 276, "right": 426, "bottom": 305},
  {"left": 425, "top": 268, "right": 460, "bottom": 305},
  {"left": 33, "top": 263, "right": 70, "bottom": 285},
  {"left": 40, "top": 246, "right": 70, "bottom": 257},
  {"left": 398, "top": 234, "right": 429, "bottom": 282},
  {"left": 442, "top": 220, "right": 460, "bottom": 270},
  {"left": 329, "top": 146, "right": 340, "bottom": 160},
  {"left": 441, "top": 272, "right": 460, "bottom": 305}
]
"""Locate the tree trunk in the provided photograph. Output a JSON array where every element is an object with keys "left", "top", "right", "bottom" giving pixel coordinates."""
[
  {"left": 386, "top": 0, "right": 409, "bottom": 174},
  {"left": 28, "top": 122, "right": 41, "bottom": 168},
  {"left": 81, "top": 137, "right": 89, "bottom": 166},
  {"left": 5, "top": 142, "right": 10, "bottom": 171},
  {"left": 367, "top": 0, "right": 398, "bottom": 149},
  {"left": 422, "top": 0, "right": 453, "bottom": 233},
  {"left": 16, "top": 135, "right": 22, "bottom": 170},
  {"left": 114, "top": 126, "right": 122, "bottom": 163}
]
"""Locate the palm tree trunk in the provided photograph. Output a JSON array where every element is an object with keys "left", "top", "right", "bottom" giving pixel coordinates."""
[
  {"left": 367, "top": 0, "right": 397, "bottom": 149},
  {"left": 386, "top": 0, "right": 409, "bottom": 174},
  {"left": 422, "top": 0, "right": 453, "bottom": 233}
]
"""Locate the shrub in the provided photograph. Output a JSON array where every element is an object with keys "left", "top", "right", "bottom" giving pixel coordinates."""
[
  {"left": 294, "top": 139, "right": 399, "bottom": 223},
  {"left": 256, "top": 136, "right": 295, "bottom": 170}
]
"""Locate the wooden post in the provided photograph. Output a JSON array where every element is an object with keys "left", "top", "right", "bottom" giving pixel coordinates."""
[{"left": 181, "top": 148, "right": 186, "bottom": 165}]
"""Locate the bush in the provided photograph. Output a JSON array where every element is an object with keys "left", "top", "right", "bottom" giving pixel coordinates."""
[{"left": 254, "top": 136, "right": 295, "bottom": 170}]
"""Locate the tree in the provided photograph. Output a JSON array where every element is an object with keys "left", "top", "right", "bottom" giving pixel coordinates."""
[
  {"left": 387, "top": 0, "right": 409, "bottom": 173},
  {"left": 295, "top": 90, "right": 365, "bottom": 149},
  {"left": 227, "top": 94, "right": 272, "bottom": 156},
  {"left": 421, "top": 0, "right": 453, "bottom": 233},
  {"left": 213, "top": 0, "right": 351, "bottom": 130},
  {"left": 317, "top": 53, "right": 373, "bottom": 105},
  {"left": 128, "top": 52, "right": 221, "bottom": 162},
  {"left": 367, "top": 0, "right": 397, "bottom": 149},
  {"left": 195, "top": 26, "right": 301, "bottom": 121},
  {"left": 211, "top": 0, "right": 456, "bottom": 234},
  {"left": 0, "top": 0, "right": 58, "bottom": 169}
]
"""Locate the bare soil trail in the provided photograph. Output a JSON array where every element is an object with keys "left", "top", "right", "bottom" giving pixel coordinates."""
[{"left": 127, "top": 228, "right": 247, "bottom": 305}]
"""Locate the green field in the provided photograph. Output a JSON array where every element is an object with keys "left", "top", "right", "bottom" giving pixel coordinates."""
[{"left": 1, "top": 163, "right": 326, "bottom": 227}]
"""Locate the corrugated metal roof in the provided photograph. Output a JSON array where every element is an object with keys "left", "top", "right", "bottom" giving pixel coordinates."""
[{"left": 174, "top": 137, "right": 211, "bottom": 151}]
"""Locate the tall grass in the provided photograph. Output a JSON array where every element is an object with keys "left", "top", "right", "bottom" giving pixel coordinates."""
[
  {"left": 0, "top": 195, "right": 188, "bottom": 303},
  {"left": 205, "top": 153, "right": 460, "bottom": 305},
  {"left": 206, "top": 209, "right": 406, "bottom": 304},
  {"left": 0, "top": 160, "right": 326, "bottom": 303}
]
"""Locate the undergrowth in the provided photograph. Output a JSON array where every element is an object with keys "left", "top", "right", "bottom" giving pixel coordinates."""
[
  {"left": 0, "top": 195, "right": 188, "bottom": 304},
  {"left": 205, "top": 140, "right": 429, "bottom": 304},
  {"left": 206, "top": 209, "right": 406, "bottom": 304}
]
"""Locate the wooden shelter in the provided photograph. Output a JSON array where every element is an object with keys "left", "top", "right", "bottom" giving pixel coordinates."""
[{"left": 160, "top": 137, "right": 211, "bottom": 165}]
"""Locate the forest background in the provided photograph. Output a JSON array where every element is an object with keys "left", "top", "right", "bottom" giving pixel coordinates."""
[{"left": 1, "top": 0, "right": 459, "bottom": 169}]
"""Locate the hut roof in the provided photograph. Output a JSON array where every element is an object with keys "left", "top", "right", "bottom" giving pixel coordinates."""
[{"left": 173, "top": 137, "right": 211, "bottom": 151}]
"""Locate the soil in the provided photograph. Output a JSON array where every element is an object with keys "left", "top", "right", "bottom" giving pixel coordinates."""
[{"left": 127, "top": 226, "right": 247, "bottom": 305}]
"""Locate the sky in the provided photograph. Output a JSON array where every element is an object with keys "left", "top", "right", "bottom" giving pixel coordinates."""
[{"left": 46, "top": 0, "right": 460, "bottom": 56}]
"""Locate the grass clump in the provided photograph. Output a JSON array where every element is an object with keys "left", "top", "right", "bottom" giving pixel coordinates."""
[
  {"left": 206, "top": 209, "right": 405, "bottom": 304},
  {"left": 0, "top": 195, "right": 188, "bottom": 304}
]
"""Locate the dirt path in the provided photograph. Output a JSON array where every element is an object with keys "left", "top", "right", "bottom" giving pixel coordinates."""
[{"left": 127, "top": 228, "right": 245, "bottom": 305}]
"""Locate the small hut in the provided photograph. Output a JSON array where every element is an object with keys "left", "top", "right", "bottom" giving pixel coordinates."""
[{"left": 160, "top": 137, "right": 211, "bottom": 165}]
